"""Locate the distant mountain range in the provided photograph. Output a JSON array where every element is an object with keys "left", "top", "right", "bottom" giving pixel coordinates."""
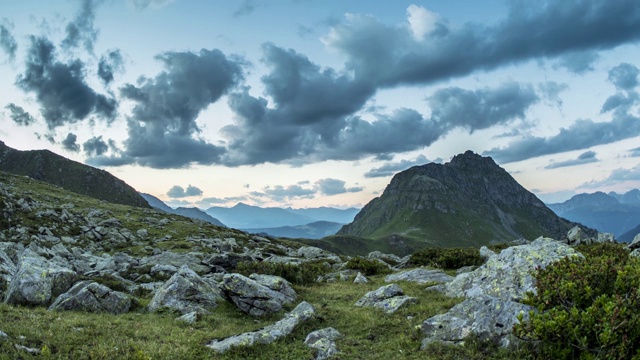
[
  {"left": 547, "top": 190, "right": 640, "bottom": 240},
  {"left": 243, "top": 221, "right": 343, "bottom": 240},
  {"left": 0, "top": 141, "right": 150, "bottom": 208},
  {"left": 205, "top": 203, "right": 359, "bottom": 229},
  {"left": 337, "top": 151, "right": 591, "bottom": 250},
  {"left": 140, "top": 193, "right": 226, "bottom": 227}
]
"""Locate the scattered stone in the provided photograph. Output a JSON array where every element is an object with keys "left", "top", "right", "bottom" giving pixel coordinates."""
[
  {"left": 353, "top": 272, "right": 368, "bottom": 284},
  {"left": 0, "top": 330, "right": 7, "bottom": 340},
  {"left": 220, "top": 273, "right": 296, "bottom": 317},
  {"left": 14, "top": 344, "right": 41, "bottom": 355},
  {"left": 206, "top": 301, "right": 315, "bottom": 353},
  {"left": 148, "top": 265, "right": 222, "bottom": 315},
  {"left": 354, "top": 284, "right": 417, "bottom": 314},
  {"left": 385, "top": 268, "right": 453, "bottom": 284},
  {"left": 176, "top": 311, "right": 199, "bottom": 325},
  {"left": 566, "top": 226, "right": 583, "bottom": 245},
  {"left": 304, "top": 327, "right": 343, "bottom": 360},
  {"left": 367, "top": 251, "right": 404, "bottom": 267},
  {"left": 49, "top": 281, "right": 131, "bottom": 314},
  {"left": 597, "top": 232, "right": 615, "bottom": 243}
]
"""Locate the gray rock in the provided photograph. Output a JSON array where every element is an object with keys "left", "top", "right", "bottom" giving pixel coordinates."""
[
  {"left": 445, "top": 237, "right": 582, "bottom": 301},
  {"left": 628, "top": 233, "right": 640, "bottom": 250},
  {"left": 385, "top": 268, "right": 453, "bottom": 284},
  {"left": 48, "top": 281, "right": 131, "bottom": 314},
  {"left": 630, "top": 249, "right": 640, "bottom": 258},
  {"left": 304, "top": 327, "right": 343, "bottom": 360},
  {"left": 479, "top": 246, "right": 496, "bottom": 260},
  {"left": 220, "top": 273, "right": 296, "bottom": 317},
  {"left": 203, "top": 252, "right": 253, "bottom": 270},
  {"left": 0, "top": 250, "right": 16, "bottom": 295},
  {"left": 597, "top": 232, "right": 615, "bottom": 243},
  {"left": 353, "top": 272, "right": 368, "bottom": 284},
  {"left": 567, "top": 226, "right": 583, "bottom": 245},
  {"left": 150, "top": 264, "right": 178, "bottom": 280},
  {"left": 148, "top": 265, "right": 222, "bottom": 315},
  {"left": 421, "top": 294, "right": 534, "bottom": 348},
  {"left": 0, "top": 330, "right": 7, "bottom": 340},
  {"left": 140, "top": 252, "right": 209, "bottom": 275},
  {"left": 367, "top": 251, "right": 403, "bottom": 266},
  {"left": 455, "top": 266, "right": 476, "bottom": 275},
  {"left": 176, "top": 311, "right": 199, "bottom": 324},
  {"left": 206, "top": 301, "right": 315, "bottom": 353},
  {"left": 4, "top": 249, "right": 77, "bottom": 306},
  {"left": 354, "top": 284, "right": 417, "bottom": 314}
]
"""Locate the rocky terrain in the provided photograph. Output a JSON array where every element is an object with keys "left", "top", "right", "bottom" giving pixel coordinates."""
[
  {"left": 338, "top": 151, "right": 593, "bottom": 248},
  {"left": 0, "top": 168, "right": 624, "bottom": 359}
]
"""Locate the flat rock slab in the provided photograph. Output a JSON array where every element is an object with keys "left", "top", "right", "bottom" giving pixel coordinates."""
[
  {"left": 49, "top": 281, "right": 131, "bottom": 314},
  {"left": 385, "top": 268, "right": 453, "bottom": 284},
  {"left": 207, "top": 301, "right": 315, "bottom": 353}
]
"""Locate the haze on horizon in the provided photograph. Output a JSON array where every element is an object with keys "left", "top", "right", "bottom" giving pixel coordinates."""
[{"left": 1, "top": 0, "right": 640, "bottom": 209}]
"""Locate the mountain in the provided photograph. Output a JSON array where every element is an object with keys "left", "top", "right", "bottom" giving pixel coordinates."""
[
  {"left": 547, "top": 190, "right": 640, "bottom": 239},
  {"left": 140, "top": 193, "right": 226, "bottom": 227},
  {"left": 0, "top": 140, "right": 149, "bottom": 208},
  {"left": 283, "top": 207, "right": 359, "bottom": 224},
  {"left": 338, "top": 151, "right": 589, "bottom": 248},
  {"left": 242, "top": 221, "right": 343, "bottom": 239},
  {"left": 206, "top": 203, "right": 315, "bottom": 229},
  {"left": 620, "top": 224, "right": 640, "bottom": 242}
]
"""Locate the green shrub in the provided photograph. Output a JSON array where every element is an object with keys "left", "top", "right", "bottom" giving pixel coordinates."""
[
  {"left": 236, "top": 261, "right": 329, "bottom": 286},
  {"left": 515, "top": 243, "right": 640, "bottom": 359},
  {"left": 408, "top": 247, "right": 485, "bottom": 270},
  {"left": 344, "top": 257, "right": 392, "bottom": 276}
]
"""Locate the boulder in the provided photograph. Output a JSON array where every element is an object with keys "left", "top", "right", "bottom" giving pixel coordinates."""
[
  {"left": 479, "top": 246, "right": 496, "bottom": 260},
  {"left": 4, "top": 249, "right": 77, "bottom": 306},
  {"left": 207, "top": 301, "right": 315, "bottom": 353},
  {"left": 220, "top": 273, "right": 296, "bottom": 317},
  {"left": 566, "top": 226, "right": 583, "bottom": 245},
  {"left": 48, "top": 281, "right": 131, "bottom": 314},
  {"left": 628, "top": 233, "right": 640, "bottom": 250},
  {"left": 354, "top": 284, "right": 417, "bottom": 314},
  {"left": 148, "top": 265, "right": 222, "bottom": 315},
  {"left": 385, "top": 268, "right": 453, "bottom": 284},
  {"left": 353, "top": 272, "right": 368, "bottom": 284},
  {"left": 140, "top": 252, "right": 209, "bottom": 275},
  {"left": 597, "top": 232, "right": 615, "bottom": 243},
  {"left": 304, "top": 327, "right": 343, "bottom": 360},
  {"left": 421, "top": 294, "right": 534, "bottom": 348},
  {"left": 444, "top": 237, "right": 582, "bottom": 301},
  {"left": 0, "top": 250, "right": 16, "bottom": 295},
  {"left": 367, "top": 251, "right": 405, "bottom": 267}
]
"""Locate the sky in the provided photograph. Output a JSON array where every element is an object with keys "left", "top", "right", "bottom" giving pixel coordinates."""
[{"left": 1, "top": 0, "right": 640, "bottom": 209}]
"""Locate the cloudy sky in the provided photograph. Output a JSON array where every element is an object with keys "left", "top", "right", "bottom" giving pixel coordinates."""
[{"left": 2, "top": 0, "right": 640, "bottom": 209}]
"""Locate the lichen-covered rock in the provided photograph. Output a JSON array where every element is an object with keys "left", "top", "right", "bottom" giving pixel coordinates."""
[
  {"left": 220, "top": 273, "right": 296, "bottom": 317},
  {"left": 48, "top": 281, "right": 131, "bottom": 314},
  {"left": 353, "top": 272, "right": 368, "bottom": 284},
  {"left": 206, "top": 301, "right": 315, "bottom": 353},
  {"left": 148, "top": 265, "right": 222, "bottom": 315},
  {"left": 445, "top": 237, "right": 582, "bottom": 301},
  {"left": 305, "top": 327, "right": 343, "bottom": 360},
  {"left": 0, "top": 250, "right": 16, "bottom": 295},
  {"left": 355, "top": 284, "right": 417, "bottom": 314},
  {"left": 140, "top": 252, "right": 209, "bottom": 275},
  {"left": 566, "top": 226, "right": 583, "bottom": 245},
  {"left": 421, "top": 294, "right": 534, "bottom": 348},
  {"left": 4, "top": 249, "right": 77, "bottom": 306},
  {"left": 385, "top": 268, "right": 453, "bottom": 284}
]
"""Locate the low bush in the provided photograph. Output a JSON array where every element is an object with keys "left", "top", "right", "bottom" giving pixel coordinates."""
[
  {"left": 236, "top": 261, "right": 329, "bottom": 286},
  {"left": 515, "top": 243, "right": 640, "bottom": 359},
  {"left": 409, "top": 247, "right": 485, "bottom": 270},
  {"left": 344, "top": 256, "right": 392, "bottom": 276}
]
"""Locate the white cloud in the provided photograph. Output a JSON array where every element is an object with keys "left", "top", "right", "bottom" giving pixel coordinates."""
[{"left": 406, "top": 5, "right": 439, "bottom": 40}]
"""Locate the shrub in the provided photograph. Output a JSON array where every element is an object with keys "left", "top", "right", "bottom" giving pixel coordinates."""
[
  {"left": 515, "top": 243, "right": 640, "bottom": 359},
  {"left": 344, "top": 257, "right": 392, "bottom": 276},
  {"left": 236, "top": 261, "right": 329, "bottom": 286},
  {"left": 408, "top": 247, "right": 485, "bottom": 270}
]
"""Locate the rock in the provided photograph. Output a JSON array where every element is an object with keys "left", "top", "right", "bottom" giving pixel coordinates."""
[
  {"left": 176, "top": 311, "right": 199, "bottom": 324},
  {"left": 597, "top": 232, "right": 615, "bottom": 243},
  {"left": 304, "top": 327, "right": 343, "bottom": 360},
  {"left": 136, "top": 228, "right": 148, "bottom": 238},
  {"left": 479, "top": 246, "right": 496, "bottom": 260},
  {"left": 0, "top": 250, "right": 16, "bottom": 295},
  {"left": 421, "top": 294, "right": 534, "bottom": 348},
  {"left": 354, "top": 284, "right": 417, "bottom": 314},
  {"left": 220, "top": 273, "right": 296, "bottom": 317},
  {"left": 48, "top": 281, "right": 131, "bottom": 314},
  {"left": 385, "top": 268, "right": 453, "bottom": 284},
  {"left": 628, "top": 233, "right": 640, "bottom": 250},
  {"left": 455, "top": 266, "right": 476, "bottom": 275},
  {"left": 367, "top": 251, "right": 404, "bottom": 267},
  {"left": 207, "top": 301, "right": 315, "bottom": 353},
  {"left": 4, "top": 249, "right": 77, "bottom": 306},
  {"left": 630, "top": 249, "right": 640, "bottom": 258},
  {"left": 444, "top": 237, "right": 582, "bottom": 301},
  {"left": 567, "top": 226, "right": 583, "bottom": 245},
  {"left": 0, "top": 330, "right": 7, "bottom": 341},
  {"left": 353, "top": 272, "right": 368, "bottom": 284},
  {"left": 202, "top": 252, "right": 253, "bottom": 270},
  {"left": 140, "top": 252, "right": 209, "bottom": 275},
  {"left": 148, "top": 265, "right": 222, "bottom": 315},
  {"left": 150, "top": 264, "right": 178, "bottom": 280}
]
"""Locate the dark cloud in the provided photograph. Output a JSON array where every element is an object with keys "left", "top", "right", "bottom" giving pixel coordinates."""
[
  {"left": 91, "top": 48, "right": 243, "bottom": 169},
  {"left": 630, "top": 147, "right": 640, "bottom": 157},
  {"left": 553, "top": 50, "right": 599, "bottom": 74},
  {"left": 364, "top": 155, "right": 429, "bottom": 178},
  {"left": 98, "top": 49, "right": 124, "bottom": 85},
  {"left": 233, "top": 0, "right": 259, "bottom": 17},
  {"left": 5, "top": 103, "right": 37, "bottom": 126},
  {"left": 261, "top": 184, "right": 316, "bottom": 201},
  {"left": 82, "top": 136, "right": 109, "bottom": 156},
  {"left": 315, "top": 178, "right": 363, "bottom": 196},
  {"left": 167, "top": 185, "right": 203, "bottom": 198},
  {"left": 325, "top": 1, "right": 640, "bottom": 88},
  {"left": 600, "top": 91, "right": 639, "bottom": 114},
  {"left": 538, "top": 81, "right": 569, "bottom": 108},
  {"left": 0, "top": 24, "right": 17, "bottom": 60},
  {"left": 608, "top": 63, "right": 639, "bottom": 90},
  {"left": 61, "top": 0, "right": 103, "bottom": 53},
  {"left": 544, "top": 151, "right": 598, "bottom": 169},
  {"left": 16, "top": 36, "right": 117, "bottom": 129},
  {"left": 61, "top": 133, "right": 80, "bottom": 152}
]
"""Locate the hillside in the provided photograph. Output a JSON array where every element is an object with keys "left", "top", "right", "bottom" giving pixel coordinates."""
[
  {"left": 0, "top": 141, "right": 149, "bottom": 208},
  {"left": 140, "top": 193, "right": 226, "bottom": 227},
  {"left": 547, "top": 191, "right": 640, "bottom": 239},
  {"left": 338, "top": 151, "right": 588, "bottom": 248}
]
